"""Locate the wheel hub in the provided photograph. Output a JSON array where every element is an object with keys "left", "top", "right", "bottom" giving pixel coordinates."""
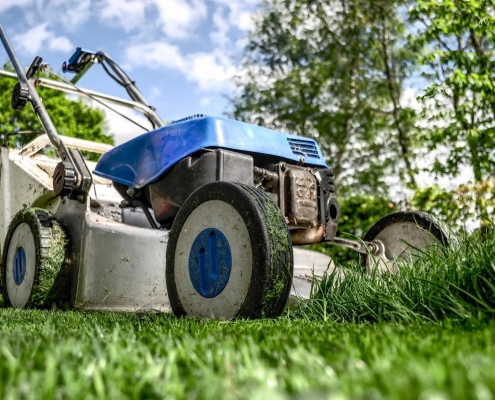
[
  {"left": 188, "top": 228, "right": 232, "bottom": 298},
  {"left": 13, "top": 246, "right": 26, "bottom": 285}
]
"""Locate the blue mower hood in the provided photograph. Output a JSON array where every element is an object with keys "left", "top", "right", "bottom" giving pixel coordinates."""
[{"left": 94, "top": 115, "right": 327, "bottom": 189}]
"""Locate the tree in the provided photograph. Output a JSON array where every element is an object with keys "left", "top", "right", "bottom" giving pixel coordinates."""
[
  {"left": 410, "top": 181, "right": 495, "bottom": 232},
  {"left": 232, "top": 0, "right": 420, "bottom": 196},
  {"left": 0, "top": 62, "right": 113, "bottom": 161},
  {"left": 409, "top": 0, "right": 495, "bottom": 221}
]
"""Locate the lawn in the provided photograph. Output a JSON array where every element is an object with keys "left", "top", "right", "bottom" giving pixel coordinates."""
[
  {"left": 1, "top": 228, "right": 495, "bottom": 399},
  {"left": 1, "top": 311, "right": 495, "bottom": 399}
]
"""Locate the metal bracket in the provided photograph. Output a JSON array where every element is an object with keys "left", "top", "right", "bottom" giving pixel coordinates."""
[
  {"left": 68, "top": 149, "right": 93, "bottom": 199},
  {"left": 329, "top": 236, "right": 381, "bottom": 255},
  {"left": 62, "top": 47, "right": 99, "bottom": 84}
]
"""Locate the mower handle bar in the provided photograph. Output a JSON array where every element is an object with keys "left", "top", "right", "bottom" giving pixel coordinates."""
[
  {"left": 0, "top": 69, "right": 163, "bottom": 128},
  {"left": 0, "top": 24, "right": 73, "bottom": 164}
]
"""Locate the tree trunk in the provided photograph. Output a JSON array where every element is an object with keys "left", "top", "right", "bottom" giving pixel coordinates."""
[{"left": 378, "top": 4, "right": 417, "bottom": 189}]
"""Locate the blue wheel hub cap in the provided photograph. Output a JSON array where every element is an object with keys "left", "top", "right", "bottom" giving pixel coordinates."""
[
  {"left": 13, "top": 246, "right": 26, "bottom": 286},
  {"left": 189, "top": 228, "right": 232, "bottom": 298}
]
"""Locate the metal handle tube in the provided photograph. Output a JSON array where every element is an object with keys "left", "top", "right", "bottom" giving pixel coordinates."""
[
  {"left": 0, "top": 69, "right": 163, "bottom": 125},
  {"left": 0, "top": 24, "right": 71, "bottom": 162},
  {"left": 99, "top": 51, "right": 165, "bottom": 128}
]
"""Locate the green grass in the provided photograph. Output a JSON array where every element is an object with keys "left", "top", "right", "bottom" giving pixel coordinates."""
[
  {"left": 297, "top": 228, "right": 495, "bottom": 324},
  {"left": 1, "top": 311, "right": 495, "bottom": 399},
  {"left": 2, "top": 228, "right": 495, "bottom": 399}
]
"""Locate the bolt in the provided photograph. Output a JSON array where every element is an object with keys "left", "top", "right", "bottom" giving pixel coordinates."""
[{"left": 369, "top": 243, "right": 380, "bottom": 255}]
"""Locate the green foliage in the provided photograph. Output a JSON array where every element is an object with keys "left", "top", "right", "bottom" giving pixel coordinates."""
[
  {"left": 409, "top": 1, "right": 495, "bottom": 216},
  {"left": 0, "top": 62, "right": 113, "bottom": 160},
  {"left": 410, "top": 180, "right": 495, "bottom": 231},
  {"left": 410, "top": 185, "right": 470, "bottom": 228}
]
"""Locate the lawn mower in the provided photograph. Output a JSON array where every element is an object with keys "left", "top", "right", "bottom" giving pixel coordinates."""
[{"left": 0, "top": 25, "right": 449, "bottom": 319}]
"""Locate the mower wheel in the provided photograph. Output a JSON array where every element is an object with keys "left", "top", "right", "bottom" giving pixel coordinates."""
[
  {"left": 2, "top": 209, "right": 68, "bottom": 308},
  {"left": 166, "top": 181, "right": 293, "bottom": 319},
  {"left": 361, "top": 211, "right": 449, "bottom": 273}
]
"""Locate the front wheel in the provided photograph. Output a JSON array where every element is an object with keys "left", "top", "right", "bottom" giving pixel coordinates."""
[
  {"left": 166, "top": 181, "right": 293, "bottom": 319},
  {"left": 2, "top": 209, "right": 68, "bottom": 308}
]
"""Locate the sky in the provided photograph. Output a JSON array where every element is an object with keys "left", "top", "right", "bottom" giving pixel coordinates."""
[{"left": 0, "top": 0, "right": 258, "bottom": 144}]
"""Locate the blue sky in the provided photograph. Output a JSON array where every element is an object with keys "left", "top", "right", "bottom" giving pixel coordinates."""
[{"left": 0, "top": 0, "right": 258, "bottom": 143}]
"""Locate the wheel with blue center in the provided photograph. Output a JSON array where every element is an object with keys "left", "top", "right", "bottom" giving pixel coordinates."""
[
  {"left": 2, "top": 209, "right": 68, "bottom": 308},
  {"left": 166, "top": 181, "right": 293, "bottom": 319}
]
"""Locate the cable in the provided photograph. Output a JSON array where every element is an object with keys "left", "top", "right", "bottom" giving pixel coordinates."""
[
  {"left": 100, "top": 59, "right": 127, "bottom": 88},
  {"left": 43, "top": 70, "right": 151, "bottom": 132}
]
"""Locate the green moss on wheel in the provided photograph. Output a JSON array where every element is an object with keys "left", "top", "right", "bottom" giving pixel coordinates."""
[
  {"left": 31, "top": 222, "right": 68, "bottom": 307},
  {"left": 263, "top": 198, "right": 290, "bottom": 253},
  {"left": 244, "top": 187, "right": 293, "bottom": 318},
  {"left": 2, "top": 208, "right": 69, "bottom": 308}
]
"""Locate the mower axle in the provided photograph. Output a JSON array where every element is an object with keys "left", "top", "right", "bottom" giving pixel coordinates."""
[{"left": 330, "top": 237, "right": 381, "bottom": 255}]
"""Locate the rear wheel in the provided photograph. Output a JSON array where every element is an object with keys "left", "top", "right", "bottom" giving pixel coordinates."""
[
  {"left": 166, "top": 181, "right": 293, "bottom": 319},
  {"left": 362, "top": 211, "right": 449, "bottom": 273},
  {"left": 2, "top": 209, "right": 68, "bottom": 308}
]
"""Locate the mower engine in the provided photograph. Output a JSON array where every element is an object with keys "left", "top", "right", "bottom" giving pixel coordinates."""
[{"left": 103, "top": 115, "right": 340, "bottom": 245}]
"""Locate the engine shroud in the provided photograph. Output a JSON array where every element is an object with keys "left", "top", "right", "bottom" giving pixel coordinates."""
[{"left": 93, "top": 115, "right": 326, "bottom": 189}]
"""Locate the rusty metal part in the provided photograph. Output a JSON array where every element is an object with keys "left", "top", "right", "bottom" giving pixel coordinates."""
[
  {"left": 254, "top": 166, "right": 279, "bottom": 190},
  {"left": 287, "top": 167, "right": 318, "bottom": 224},
  {"left": 291, "top": 225, "right": 324, "bottom": 245},
  {"left": 323, "top": 196, "right": 339, "bottom": 241},
  {"left": 278, "top": 163, "right": 319, "bottom": 228},
  {"left": 329, "top": 237, "right": 380, "bottom": 255}
]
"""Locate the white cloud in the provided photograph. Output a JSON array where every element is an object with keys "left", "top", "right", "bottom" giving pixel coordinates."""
[
  {"left": 200, "top": 97, "right": 212, "bottom": 107},
  {"left": 125, "top": 42, "right": 235, "bottom": 92},
  {"left": 0, "top": 0, "right": 33, "bottom": 13},
  {"left": 24, "top": 0, "right": 92, "bottom": 31},
  {"left": 14, "top": 24, "right": 51, "bottom": 54},
  {"left": 211, "top": 0, "right": 258, "bottom": 32},
  {"left": 150, "top": 0, "right": 207, "bottom": 40},
  {"left": 95, "top": 101, "right": 152, "bottom": 145},
  {"left": 151, "top": 87, "right": 162, "bottom": 97},
  {"left": 98, "top": 0, "right": 207, "bottom": 40},
  {"left": 13, "top": 23, "right": 73, "bottom": 55},
  {"left": 62, "top": 0, "right": 92, "bottom": 30},
  {"left": 99, "top": 0, "right": 146, "bottom": 31},
  {"left": 125, "top": 42, "right": 186, "bottom": 71},
  {"left": 48, "top": 36, "right": 73, "bottom": 53},
  {"left": 187, "top": 51, "right": 235, "bottom": 91},
  {"left": 210, "top": 8, "right": 230, "bottom": 48}
]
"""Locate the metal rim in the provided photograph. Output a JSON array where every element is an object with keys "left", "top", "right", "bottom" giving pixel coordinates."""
[
  {"left": 373, "top": 222, "right": 441, "bottom": 260},
  {"left": 5, "top": 223, "right": 37, "bottom": 308}
]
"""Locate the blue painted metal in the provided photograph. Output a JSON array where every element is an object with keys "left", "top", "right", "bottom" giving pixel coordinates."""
[
  {"left": 62, "top": 47, "right": 99, "bottom": 73},
  {"left": 94, "top": 115, "right": 327, "bottom": 189},
  {"left": 13, "top": 247, "right": 26, "bottom": 286},
  {"left": 188, "top": 228, "right": 232, "bottom": 298}
]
